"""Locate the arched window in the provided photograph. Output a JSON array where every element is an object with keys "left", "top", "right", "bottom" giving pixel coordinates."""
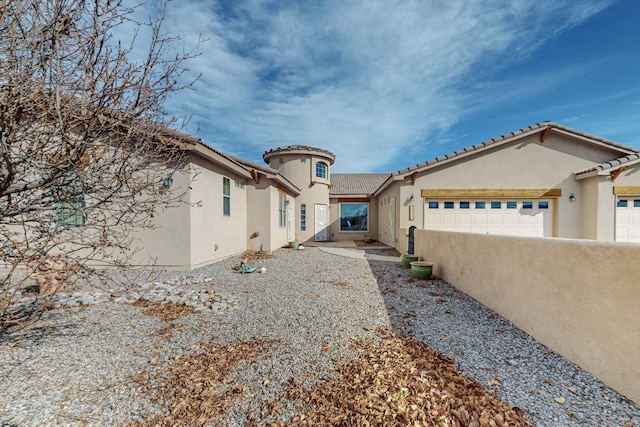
[{"left": 315, "top": 162, "right": 327, "bottom": 179}]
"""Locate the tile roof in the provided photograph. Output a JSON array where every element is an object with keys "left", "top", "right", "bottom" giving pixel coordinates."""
[
  {"left": 390, "top": 121, "right": 638, "bottom": 178},
  {"left": 330, "top": 173, "right": 390, "bottom": 196},
  {"left": 228, "top": 154, "right": 301, "bottom": 193},
  {"left": 263, "top": 145, "right": 336, "bottom": 163},
  {"left": 575, "top": 153, "right": 640, "bottom": 175}
]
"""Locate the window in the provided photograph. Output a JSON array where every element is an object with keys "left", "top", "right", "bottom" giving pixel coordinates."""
[
  {"left": 522, "top": 201, "right": 533, "bottom": 209},
  {"left": 491, "top": 201, "right": 501, "bottom": 209},
  {"left": 300, "top": 204, "right": 306, "bottom": 231},
  {"left": 428, "top": 201, "right": 439, "bottom": 209},
  {"left": 460, "top": 201, "right": 470, "bottom": 209},
  {"left": 279, "top": 158, "right": 284, "bottom": 164},
  {"left": 315, "top": 162, "right": 327, "bottom": 179},
  {"left": 538, "top": 201, "right": 549, "bottom": 209},
  {"left": 444, "top": 201, "right": 454, "bottom": 209},
  {"left": 55, "top": 172, "right": 86, "bottom": 227},
  {"left": 223, "top": 177, "right": 230, "bottom": 216},
  {"left": 235, "top": 179, "right": 245, "bottom": 188},
  {"left": 635, "top": 200, "right": 640, "bottom": 208},
  {"left": 475, "top": 201, "right": 485, "bottom": 209},
  {"left": 339, "top": 203, "right": 368, "bottom": 231},
  {"left": 300, "top": 158, "right": 306, "bottom": 163},
  {"left": 617, "top": 199, "right": 628, "bottom": 208},
  {"left": 55, "top": 197, "right": 86, "bottom": 228},
  {"left": 279, "top": 192, "right": 286, "bottom": 227},
  {"left": 506, "top": 201, "right": 517, "bottom": 209}
]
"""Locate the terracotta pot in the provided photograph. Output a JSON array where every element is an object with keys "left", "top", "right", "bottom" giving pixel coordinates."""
[{"left": 410, "top": 261, "right": 433, "bottom": 279}]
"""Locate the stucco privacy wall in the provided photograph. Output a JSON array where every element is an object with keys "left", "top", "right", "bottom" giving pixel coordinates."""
[{"left": 413, "top": 229, "right": 640, "bottom": 403}]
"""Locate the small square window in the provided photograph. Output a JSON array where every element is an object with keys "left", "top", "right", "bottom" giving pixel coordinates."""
[
  {"left": 538, "top": 201, "right": 549, "bottom": 209},
  {"left": 491, "top": 201, "right": 501, "bottom": 209},
  {"left": 460, "top": 201, "right": 470, "bottom": 209},
  {"left": 300, "top": 158, "right": 306, "bottom": 163},
  {"left": 506, "top": 201, "right": 517, "bottom": 209},
  {"left": 634, "top": 200, "right": 640, "bottom": 208},
  {"left": 428, "top": 201, "right": 439, "bottom": 209},
  {"left": 279, "top": 158, "right": 284, "bottom": 164},
  {"left": 617, "top": 199, "right": 628, "bottom": 208},
  {"left": 522, "top": 201, "right": 533, "bottom": 209},
  {"left": 475, "top": 201, "right": 485, "bottom": 209},
  {"left": 444, "top": 201, "right": 454, "bottom": 209}
]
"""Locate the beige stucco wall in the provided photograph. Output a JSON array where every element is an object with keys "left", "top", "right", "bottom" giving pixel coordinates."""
[
  {"left": 376, "top": 184, "right": 401, "bottom": 247},
  {"left": 266, "top": 150, "right": 332, "bottom": 243},
  {"left": 129, "top": 168, "right": 192, "bottom": 268},
  {"left": 413, "top": 229, "right": 640, "bottom": 403},
  {"left": 188, "top": 156, "right": 248, "bottom": 268},
  {"left": 578, "top": 165, "right": 640, "bottom": 242},
  {"left": 268, "top": 188, "right": 289, "bottom": 250},
  {"left": 246, "top": 181, "right": 274, "bottom": 252},
  {"left": 404, "top": 134, "right": 626, "bottom": 240}
]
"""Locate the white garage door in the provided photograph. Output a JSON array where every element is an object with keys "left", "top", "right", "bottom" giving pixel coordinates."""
[
  {"left": 425, "top": 199, "right": 553, "bottom": 237},
  {"left": 615, "top": 198, "right": 640, "bottom": 242}
]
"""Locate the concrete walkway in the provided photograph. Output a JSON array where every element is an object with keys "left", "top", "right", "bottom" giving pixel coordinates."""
[{"left": 302, "top": 241, "right": 401, "bottom": 263}]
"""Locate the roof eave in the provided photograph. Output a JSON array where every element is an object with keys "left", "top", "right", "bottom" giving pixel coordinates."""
[{"left": 188, "top": 143, "right": 253, "bottom": 179}]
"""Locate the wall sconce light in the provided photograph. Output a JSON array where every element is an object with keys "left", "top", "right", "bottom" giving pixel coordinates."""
[
  {"left": 569, "top": 193, "right": 576, "bottom": 202},
  {"left": 408, "top": 194, "right": 414, "bottom": 202},
  {"left": 162, "top": 176, "right": 174, "bottom": 188}
]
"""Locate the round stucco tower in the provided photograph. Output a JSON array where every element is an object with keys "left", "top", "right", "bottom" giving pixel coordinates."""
[{"left": 263, "top": 145, "right": 335, "bottom": 242}]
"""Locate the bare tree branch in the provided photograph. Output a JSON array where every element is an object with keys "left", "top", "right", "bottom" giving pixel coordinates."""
[{"left": 0, "top": 0, "right": 202, "bottom": 327}]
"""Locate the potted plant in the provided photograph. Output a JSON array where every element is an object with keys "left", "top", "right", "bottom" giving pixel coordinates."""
[
  {"left": 289, "top": 240, "right": 299, "bottom": 249},
  {"left": 401, "top": 253, "right": 420, "bottom": 268},
  {"left": 410, "top": 261, "right": 433, "bottom": 279}
]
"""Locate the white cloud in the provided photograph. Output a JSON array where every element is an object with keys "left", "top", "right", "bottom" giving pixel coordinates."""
[{"left": 149, "top": 0, "right": 615, "bottom": 172}]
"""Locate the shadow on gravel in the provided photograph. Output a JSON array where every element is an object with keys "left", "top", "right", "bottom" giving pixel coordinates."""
[
  {"left": 364, "top": 259, "right": 639, "bottom": 427},
  {"left": 1, "top": 318, "right": 80, "bottom": 348}
]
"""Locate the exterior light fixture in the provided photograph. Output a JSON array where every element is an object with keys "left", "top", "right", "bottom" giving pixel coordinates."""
[
  {"left": 162, "top": 177, "right": 174, "bottom": 188},
  {"left": 408, "top": 194, "right": 415, "bottom": 202},
  {"left": 569, "top": 193, "right": 576, "bottom": 202}
]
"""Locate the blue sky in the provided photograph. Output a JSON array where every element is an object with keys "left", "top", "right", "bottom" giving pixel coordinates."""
[{"left": 150, "top": 0, "right": 640, "bottom": 173}]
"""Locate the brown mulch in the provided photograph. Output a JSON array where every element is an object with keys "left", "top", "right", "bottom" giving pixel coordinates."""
[
  {"left": 132, "top": 339, "right": 278, "bottom": 427},
  {"left": 354, "top": 240, "right": 382, "bottom": 247},
  {"left": 231, "top": 250, "right": 275, "bottom": 271},
  {"left": 240, "top": 250, "right": 274, "bottom": 260},
  {"left": 132, "top": 328, "right": 531, "bottom": 426},
  {"left": 133, "top": 300, "right": 195, "bottom": 322},
  {"left": 365, "top": 248, "right": 402, "bottom": 257},
  {"left": 278, "top": 328, "right": 531, "bottom": 426}
]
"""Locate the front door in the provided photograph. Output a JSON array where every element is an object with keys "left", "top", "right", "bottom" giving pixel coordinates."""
[{"left": 314, "top": 204, "right": 328, "bottom": 241}]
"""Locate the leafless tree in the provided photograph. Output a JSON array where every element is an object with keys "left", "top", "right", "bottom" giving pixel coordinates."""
[{"left": 0, "top": 0, "right": 201, "bottom": 327}]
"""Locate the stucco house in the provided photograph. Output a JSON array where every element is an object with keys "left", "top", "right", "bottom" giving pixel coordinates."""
[
  {"left": 131, "top": 121, "right": 640, "bottom": 269},
  {"left": 374, "top": 121, "right": 640, "bottom": 251}
]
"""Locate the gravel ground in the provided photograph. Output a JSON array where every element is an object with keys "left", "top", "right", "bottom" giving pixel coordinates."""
[{"left": 0, "top": 247, "right": 638, "bottom": 426}]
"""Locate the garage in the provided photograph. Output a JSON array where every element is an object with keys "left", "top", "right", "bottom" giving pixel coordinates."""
[
  {"left": 424, "top": 199, "right": 553, "bottom": 237},
  {"left": 615, "top": 197, "right": 640, "bottom": 242}
]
